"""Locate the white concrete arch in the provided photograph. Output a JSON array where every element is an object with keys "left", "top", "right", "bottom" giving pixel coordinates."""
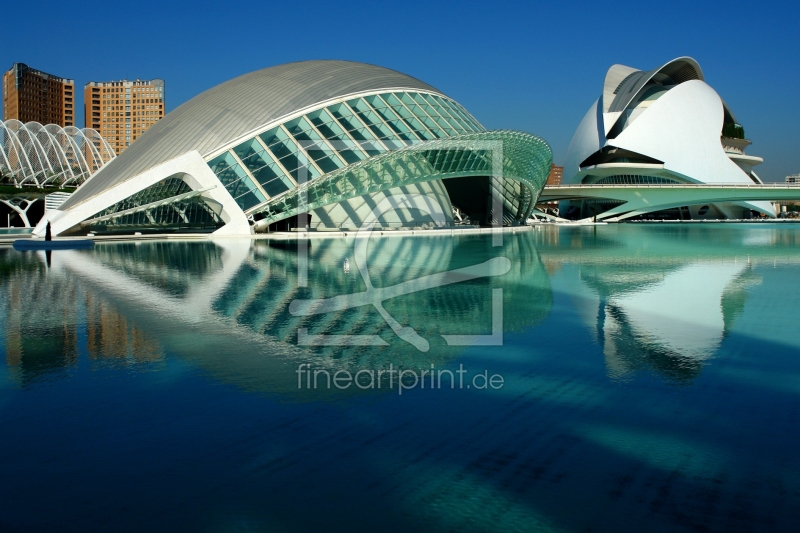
[
  {"left": 1, "top": 120, "right": 36, "bottom": 186},
  {"left": 0, "top": 123, "right": 18, "bottom": 181},
  {"left": 84, "top": 128, "right": 116, "bottom": 165},
  {"left": 67, "top": 126, "right": 103, "bottom": 174},
  {"left": 0, "top": 120, "right": 115, "bottom": 189},
  {"left": 44, "top": 124, "right": 79, "bottom": 185},
  {"left": 57, "top": 125, "right": 92, "bottom": 183},
  {"left": 16, "top": 121, "right": 55, "bottom": 185},
  {"left": 27, "top": 122, "right": 71, "bottom": 186}
]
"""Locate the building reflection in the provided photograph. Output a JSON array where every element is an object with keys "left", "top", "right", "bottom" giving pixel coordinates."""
[
  {"left": 532, "top": 225, "right": 788, "bottom": 383},
  {"left": 4, "top": 224, "right": 799, "bottom": 391},
  {"left": 581, "top": 262, "right": 758, "bottom": 382},
  {"left": 25, "top": 234, "right": 552, "bottom": 398},
  {"left": 85, "top": 293, "right": 163, "bottom": 363},
  {"left": 0, "top": 249, "right": 164, "bottom": 385},
  {"left": 1, "top": 251, "right": 79, "bottom": 384}
]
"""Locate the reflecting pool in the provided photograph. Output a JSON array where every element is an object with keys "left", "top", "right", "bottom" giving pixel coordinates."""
[{"left": 2, "top": 224, "right": 800, "bottom": 532}]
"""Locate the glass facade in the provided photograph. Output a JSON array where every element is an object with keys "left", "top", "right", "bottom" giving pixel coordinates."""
[
  {"left": 205, "top": 91, "right": 484, "bottom": 212},
  {"left": 249, "top": 130, "right": 552, "bottom": 228},
  {"left": 85, "top": 177, "right": 224, "bottom": 231}
]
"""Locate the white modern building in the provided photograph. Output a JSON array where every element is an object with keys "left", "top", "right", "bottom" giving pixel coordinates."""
[
  {"left": 0, "top": 119, "right": 115, "bottom": 187},
  {"left": 35, "top": 60, "right": 551, "bottom": 237},
  {"left": 561, "top": 57, "right": 775, "bottom": 220}
]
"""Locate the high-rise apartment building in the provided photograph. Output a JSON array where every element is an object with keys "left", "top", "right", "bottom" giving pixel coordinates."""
[
  {"left": 546, "top": 164, "right": 563, "bottom": 185},
  {"left": 2, "top": 63, "right": 75, "bottom": 126},
  {"left": 85, "top": 78, "right": 164, "bottom": 153}
]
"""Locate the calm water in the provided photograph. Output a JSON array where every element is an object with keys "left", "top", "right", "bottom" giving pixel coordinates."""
[{"left": 2, "top": 225, "right": 800, "bottom": 532}]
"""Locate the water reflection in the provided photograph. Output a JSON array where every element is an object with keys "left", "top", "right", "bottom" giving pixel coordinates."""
[
  {"left": 0, "top": 250, "right": 165, "bottom": 385},
  {"left": 3, "top": 224, "right": 800, "bottom": 390},
  {"left": 2, "top": 234, "right": 552, "bottom": 396},
  {"left": 533, "top": 225, "right": 800, "bottom": 382},
  {"left": 3, "top": 226, "right": 800, "bottom": 533}
]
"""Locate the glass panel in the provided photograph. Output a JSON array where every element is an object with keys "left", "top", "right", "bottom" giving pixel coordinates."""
[
  {"left": 234, "top": 172, "right": 266, "bottom": 200},
  {"left": 368, "top": 97, "right": 418, "bottom": 143},
  {"left": 252, "top": 162, "right": 294, "bottom": 190},
  {"left": 327, "top": 103, "right": 363, "bottom": 132},
  {"left": 262, "top": 126, "right": 320, "bottom": 183},
  {"left": 345, "top": 99, "right": 402, "bottom": 149},
  {"left": 395, "top": 93, "right": 446, "bottom": 138},
  {"left": 286, "top": 116, "right": 345, "bottom": 174},
  {"left": 428, "top": 95, "right": 471, "bottom": 133},
  {"left": 416, "top": 101, "right": 457, "bottom": 136},
  {"left": 90, "top": 177, "right": 191, "bottom": 217},
  {"left": 283, "top": 116, "right": 320, "bottom": 139},
  {"left": 209, "top": 153, "right": 266, "bottom": 210},
  {"left": 233, "top": 138, "right": 274, "bottom": 174},
  {"left": 448, "top": 101, "right": 484, "bottom": 131},
  {"left": 250, "top": 163, "right": 280, "bottom": 185},
  {"left": 248, "top": 130, "right": 552, "bottom": 228},
  {"left": 364, "top": 94, "right": 390, "bottom": 111},
  {"left": 207, "top": 152, "right": 238, "bottom": 174},
  {"left": 437, "top": 110, "right": 468, "bottom": 134},
  {"left": 307, "top": 108, "right": 367, "bottom": 165},
  {"left": 232, "top": 138, "right": 261, "bottom": 162},
  {"left": 233, "top": 190, "right": 263, "bottom": 211},
  {"left": 382, "top": 93, "right": 434, "bottom": 139},
  {"left": 436, "top": 96, "right": 482, "bottom": 132},
  {"left": 327, "top": 104, "right": 386, "bottom": 156},
  {"left": 258, "top": 127, "right": 287, "bottom": 150},
  {"left": 214, "top": 157, "right": 248, "bottom": 188},
  {"left": 410, "top": 93, "right": 453, "bottom": 130},
  {"left": 260, "top": 175, "right": 292, "bottom": 197}
]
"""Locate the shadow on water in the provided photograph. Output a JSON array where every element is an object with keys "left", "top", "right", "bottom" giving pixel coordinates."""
[{"left": 2, "top": 224, "right": 800, "bottom": 531}]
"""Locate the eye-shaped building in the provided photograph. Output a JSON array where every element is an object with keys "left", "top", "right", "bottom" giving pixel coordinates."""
[
  {"left": 37, "top": 60, "right": 551, "bottom": 236},
  {"left": 561, "top": 56, "right": 775, "bottom": 220}
]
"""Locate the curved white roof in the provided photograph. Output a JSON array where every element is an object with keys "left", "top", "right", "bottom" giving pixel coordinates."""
[
  {"left": 602, "top": 64, "right": 638, "bottom": 113},
  {"left": 605, "top": 57, "right": 703, "bottom": 114},
  {"left": 63, "top": 60, "right": 442, "bottom": 209}
]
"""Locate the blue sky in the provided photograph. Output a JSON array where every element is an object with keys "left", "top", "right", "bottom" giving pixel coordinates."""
[{"left": 3, "top": 0, "right": 798, "bottom": 180}]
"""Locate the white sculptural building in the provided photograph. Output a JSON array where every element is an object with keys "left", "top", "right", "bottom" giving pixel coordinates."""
[
  {"left": 561, "top": 57, "right": 775, "bottom": 220},
  {"left": 34, "top": 60, "right": 551, "bottom": 237}
]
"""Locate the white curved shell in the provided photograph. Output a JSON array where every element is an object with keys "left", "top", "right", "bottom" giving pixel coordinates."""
[
  {"left": 563, "top": 99, "right": 604, "bottom": 179},
  {"left": 563, "top": 56, "right": 774, "bottom": 217},
  {"left": 611, "top": 80, "right": 740, "bottom": 183}
]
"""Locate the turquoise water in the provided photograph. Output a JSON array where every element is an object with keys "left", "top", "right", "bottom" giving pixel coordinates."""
[{"left": 1, "top": 225, "right": 800, "bottom": 532}]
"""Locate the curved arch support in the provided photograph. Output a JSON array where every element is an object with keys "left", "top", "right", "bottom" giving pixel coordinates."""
[
  {"left": 18, "top": 122, "right": 54, "bottom": 186},
  {"left": 3, "top": 120, "right": 39, "bottom": 186},
  {"left": 62, "top": 126, "right": 92, "bottom": 183},
  {"left": 0, "top": 197, "right": 39, "bottom": 227},
  {"left": 44, "top": 124, "right": 78, "bottom": 185},
  {"left": 251, "top": 131, "right": 552, "bottom": 231},
  {"left": 67, "top": 127, "right": 103, "bottom": 175},
  {"left": 28, "top": 122, "right": 71, "bottom": 186}
]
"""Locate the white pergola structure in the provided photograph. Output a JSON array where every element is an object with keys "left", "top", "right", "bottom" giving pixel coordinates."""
[{"left": 0, "top": 119, "right": 115, "bottom": 188}]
